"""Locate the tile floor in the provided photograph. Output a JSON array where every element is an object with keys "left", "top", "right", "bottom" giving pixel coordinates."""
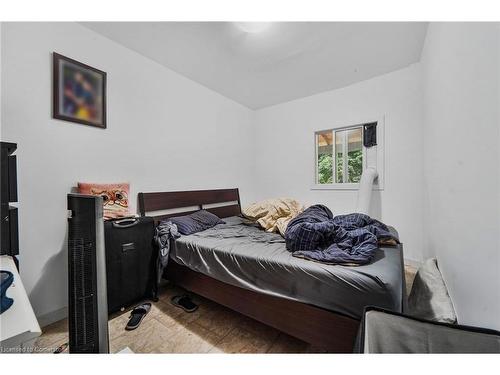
[{"left": 34, "top": 265, "right": 418, "bottom": 354}]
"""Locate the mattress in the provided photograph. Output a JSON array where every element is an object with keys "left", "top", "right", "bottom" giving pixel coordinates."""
[{"left": 170, "top": 216, "right": 404, "bottom": 319}]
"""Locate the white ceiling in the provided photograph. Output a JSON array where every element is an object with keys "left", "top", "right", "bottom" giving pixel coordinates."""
[{"left": 81, "top": 22, "right": 428, "bottom": 109}]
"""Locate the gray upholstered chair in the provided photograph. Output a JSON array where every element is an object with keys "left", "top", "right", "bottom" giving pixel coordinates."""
[{"left": 355, "top": 259, "right": 500, "bottom": 353}]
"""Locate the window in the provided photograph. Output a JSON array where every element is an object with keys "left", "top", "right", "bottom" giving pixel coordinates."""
[
  {"left": 315, "top": 125, "right": 368, "bottom": 188},
  {"left": 316, "top": 130, "right": 334, "bottom": 184}
]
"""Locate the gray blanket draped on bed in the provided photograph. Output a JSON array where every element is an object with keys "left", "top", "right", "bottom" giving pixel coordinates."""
[
  {"left": 154, "top": 222, "right": 180, "bottom": 284},
  {"left": 285, "top": 205, "right": 398, "bottom": 265}
]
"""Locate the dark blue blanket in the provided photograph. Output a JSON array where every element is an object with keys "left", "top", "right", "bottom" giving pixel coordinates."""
[{"left": 285, "top": 205, "right": 398, "bottom": 265}]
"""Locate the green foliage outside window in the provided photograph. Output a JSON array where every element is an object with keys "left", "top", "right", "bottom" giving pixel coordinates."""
[
  {"left": 318, "top": 149, "right": 362, "bottom": 184},
  {"left": 336, "top": 152, "right": 343, "bottom": 182},
  {"left": 318, "top": 154, "right": 333, "bottom": 184},
  {"left": 347, "top": 149, "right": 363, "bottom": 183}
]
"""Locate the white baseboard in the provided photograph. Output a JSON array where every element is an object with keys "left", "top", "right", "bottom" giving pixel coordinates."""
[{"left": 37, "top": 306, "right": 68, "bottom": 328}]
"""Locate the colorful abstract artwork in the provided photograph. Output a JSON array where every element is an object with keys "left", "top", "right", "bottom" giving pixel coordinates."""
[{"left": 53, "top": 52, "right": 106, "bottom": 128}]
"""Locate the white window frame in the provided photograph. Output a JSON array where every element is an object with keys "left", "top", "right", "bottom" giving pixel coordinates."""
[{"left": 312, "top": 116, "right": 385, "bottom": 191}]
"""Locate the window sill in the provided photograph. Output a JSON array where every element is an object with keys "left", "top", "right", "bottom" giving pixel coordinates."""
[
  {"left": 311, "top": 183, "right": 360, "bottom": 190},
  {"left": 311, "top": 183, "right": 384, "bottom": 191}
]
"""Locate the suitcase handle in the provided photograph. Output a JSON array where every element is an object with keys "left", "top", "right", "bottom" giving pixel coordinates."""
[{"left": 112, "top": 218, "right": 140, "bottom": 228}]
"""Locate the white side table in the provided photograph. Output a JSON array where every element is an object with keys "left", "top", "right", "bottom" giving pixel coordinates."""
[{"left": 0, "top": 255, "right": 41, "bottom": 353}]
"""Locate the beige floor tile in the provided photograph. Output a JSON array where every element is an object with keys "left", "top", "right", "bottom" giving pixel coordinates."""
[
  {"left": 191, "top": 303, "right": 243, "bottom": 339},
  {"left": 209, "top": 325, "right": 277, "bottom": 353},
  {"left": 36, "top": 262, "right": 416, "bottom": 355},
  {"left": 266, "top": 333, "right": 309, "bottom": 353},
  {"left": 108, "top": 312, "right": 130, "bottom": 341},
  {"left": 153, "top": 322, "right": 222, "bottom": 353},
  {"left": 154, "top": 298, "right": 185, "bottom": 318},
  {"left": 110, "top": 317, "right": 174, "bottom": 353},
  {"left": 107, "top": 298, "right": 171, "bottom": 339},
  {"left": 157, "top": 283, "right": 187, "bottom": 301},
  {"left": 304, "top": 347, "right": 329, "bottom": 353},
  {"left": 34, "top": 319, "right": 69, "bottom": 353},
  {"left": 35, "top": 301, "right": 313, "bottom": 354},
  {"left": 35, "top": 285, "right": 331, "bottom": 354},
  {"left": 152, "top": 309, "right": 189, "bottom": 331},
  {"left": 237, "top": 315, "right": 280, "bottom": 340},
  {"left": 154, "top": 300, "right": 205, "bottom": 330}
]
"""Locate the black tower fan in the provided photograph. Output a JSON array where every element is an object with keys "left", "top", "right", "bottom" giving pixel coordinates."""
[{"left": 67, "top": 194, "right": 109, "bottom": 353}]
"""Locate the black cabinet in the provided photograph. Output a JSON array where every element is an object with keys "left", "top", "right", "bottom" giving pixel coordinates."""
[
  {"left": 1, "top": 141, "right": 18, "bottom": 257},
  {"left": 1, "top": 206, "right": 18, "bottom": 254},
  {"left": 104, "top": 216, "right": 156, "bottom": 313}
]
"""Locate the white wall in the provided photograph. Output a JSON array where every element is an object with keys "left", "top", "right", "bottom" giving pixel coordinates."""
[
  {"left": 253, "top": 64, "right": 424, "bottom": 263},
  {"left": 421, "top": 23, "right": 500, "bottom": 330},
  {"left": 1, "top": 22, "right": 255, "bottom": 323}
]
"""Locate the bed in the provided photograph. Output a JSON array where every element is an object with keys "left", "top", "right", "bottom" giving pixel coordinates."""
[{"left": 138, "top": 188, "right": 406, "bottom": 353}]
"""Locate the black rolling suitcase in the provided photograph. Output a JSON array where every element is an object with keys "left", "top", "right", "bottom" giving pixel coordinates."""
[{"left": 104, "top": 216, "right": 156, "bottom": 313}]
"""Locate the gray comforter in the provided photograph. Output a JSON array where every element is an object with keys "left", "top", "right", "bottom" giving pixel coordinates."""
[{"left": 168, "top": 216, "right": 404, "bottom": 319}]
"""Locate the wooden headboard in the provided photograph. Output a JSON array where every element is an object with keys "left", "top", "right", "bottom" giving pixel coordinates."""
[{"left": 138, "top": 188, "right": 241, "bottom": 223}]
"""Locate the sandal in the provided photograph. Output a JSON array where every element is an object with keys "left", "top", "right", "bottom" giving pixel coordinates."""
[
  {"left": 125, "top": 302, "right": 151, "bottom": 330},
  {"left": 171, "top": 295, "right": 198, "bottom": 313}
]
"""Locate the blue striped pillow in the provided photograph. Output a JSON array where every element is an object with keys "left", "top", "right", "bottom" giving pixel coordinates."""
[{"left": 168, "top": 210, "right": 225, "bottom": 235}]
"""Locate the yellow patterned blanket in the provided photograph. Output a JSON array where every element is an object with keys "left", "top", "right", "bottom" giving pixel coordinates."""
[{"left": 242, "top": 198, "right": 304, "bottom": 236}]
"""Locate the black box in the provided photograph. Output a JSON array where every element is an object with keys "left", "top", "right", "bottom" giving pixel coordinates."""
[
  {"left": 1, "top": 205, "right": 18, "bottom": 256},
  {"left": 1, "top": 142, "right": 17, "bottom": 204},
  {"left": 104, "top": 216, "right": 156, "bottom": 313},
  {"left": 1, "top": 142, "right": 18, "bottom": 257}
]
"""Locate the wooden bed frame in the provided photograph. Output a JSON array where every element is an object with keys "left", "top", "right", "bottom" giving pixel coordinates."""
[{"left": 138, "top": 188, "right": 360, "bottom": 352}]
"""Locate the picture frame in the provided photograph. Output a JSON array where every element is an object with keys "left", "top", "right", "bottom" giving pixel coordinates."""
[{"left": 52, "top": 52, "right": 107, "bottom": 128}]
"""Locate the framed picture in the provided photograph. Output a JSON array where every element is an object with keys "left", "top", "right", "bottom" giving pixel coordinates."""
[{"left": 52, "top": 52, "right": 106, "bottom": 128}]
